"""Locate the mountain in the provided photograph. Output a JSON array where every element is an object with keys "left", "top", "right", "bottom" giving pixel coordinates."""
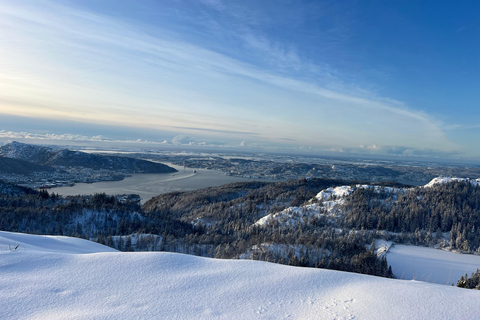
[
  {"left": 0, "top": 141, "right": 58, "bottom": 164},
  {"left": 0, "top": 156, "right": 56, "bottom": 174},
  {"left": 1, "top": 231, "right": 479, "bottom": 319},
  {"left": 0, "top": 141, "right": 177, "bottom": 173}
]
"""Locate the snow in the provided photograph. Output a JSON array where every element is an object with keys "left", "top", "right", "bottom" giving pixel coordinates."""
[
  {"left": 255, "top": 185, "right": 355, "bottom": 227},
  {"left": 0, "top": 231, "right": 117, "bottom": 254},
  {"left": 316, "top": 184, "right": 401, "bottom": 201},
  {"left": 2, "top": 232, "right": 480, "bottom": 319},
  {"left": 387, "top": 244, "right": 480, "bottom": 285},
  {"left": 424, "top": 176, "right": 480, "bottom": 188},
  {"left": 254, "top": 203, "right": 327, "bottom": 227},
  {"left": 316, "top": 185, "right": 354, "bottom": 200},
  {"left": 255, "top": 184, "right": 402, "bottom": 227},
  {"left": 374, "top": 239, "right": 393, "bottom": 257},
  {"left": 258, "top": 177, "right": 480, "bottom": 229}
]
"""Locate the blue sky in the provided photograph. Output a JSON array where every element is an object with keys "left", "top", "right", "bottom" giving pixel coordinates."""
[{"left": 0, "top": 0, "right": 479, "bottom": 160}]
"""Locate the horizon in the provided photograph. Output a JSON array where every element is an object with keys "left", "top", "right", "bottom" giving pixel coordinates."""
[
  {"left": 1, "top": 1, "right": 479, "bottom": 160},
  {"left": 2, "top": 138, "right": 480, "bottom": 168}
]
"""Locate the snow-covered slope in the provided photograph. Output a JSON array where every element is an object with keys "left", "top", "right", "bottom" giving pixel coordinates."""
[
  {"left": 0, "top": 231, "right": 117, "bottom": 254},
  {"left": 255, "top": 184, "right": 401, "bottom": 227},
  {"left": 1, "top": 232, "right": 480, "bottom": 319},
  {"left": 316, "top": 184, "right": 401, "bottom": 201},
  {"left": 316, "top": 185, "right": 355, "bottom": 200},
  {"left": 254, "top": 202, "right": 329, "bottom": 227},
  {"left": 256, "top": 177, "right": 480, "bottom": 228},
  {"left": 424, "top": 176, "right": 480, "bottom": 188}
]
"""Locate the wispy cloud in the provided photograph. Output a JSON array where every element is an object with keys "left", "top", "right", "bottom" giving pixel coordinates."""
[
  {"left": 172, "top": 126, "right": 259, "bottom": 136},
  {"left": 0, "top": 130, "right": 110, "bottom": 142},
  {"left": 0, "top": 130, "right": 211, "bottom": 148},
  {"left": 0, "top": 130, "right": 253, "bottom": 149},
  {"left": 239, "top": 32, "right": 303, "bottom": 71},
  {"left": 0, "top": 0, "right": 462, "bottom": 157},
  {"left": 443, "top": 123, "right": 480, "bottom": 131}
]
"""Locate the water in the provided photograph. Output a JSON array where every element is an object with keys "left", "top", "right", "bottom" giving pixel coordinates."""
[
  {"left": 54, "top": 164, "right": 266, "bottom": 204},
  {"left": 386, "top": 244, "right": 480, "bottom": 285}
]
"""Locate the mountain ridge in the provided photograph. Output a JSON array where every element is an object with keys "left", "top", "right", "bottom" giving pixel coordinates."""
[{"left": 0, "top": 141, "right": 177, "bottom": 173}]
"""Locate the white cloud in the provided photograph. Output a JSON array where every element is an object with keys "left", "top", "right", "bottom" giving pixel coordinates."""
[
  {"left": 171, "top": 135, "right": 195, "bottom": 145},
  {"left": 0, "top": 130, "right": 173, "bottom": 146},
  {"left": 0, "top": 131, "right": 106, "bottom": 142}
]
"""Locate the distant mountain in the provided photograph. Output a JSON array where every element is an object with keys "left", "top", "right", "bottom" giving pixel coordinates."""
[
  {"left": 0, "top": 141, "right": 57, "bottom": 164},
  {"left": 0, "top": 155, "right": 57, "bottom": 175},
  {"left": 0, "top": 141, "right": 177, "bottom": 173}
]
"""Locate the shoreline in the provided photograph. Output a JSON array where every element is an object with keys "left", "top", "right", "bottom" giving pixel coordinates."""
[{"left": 53, "top": 165, "right": 265, "bottom": 204}]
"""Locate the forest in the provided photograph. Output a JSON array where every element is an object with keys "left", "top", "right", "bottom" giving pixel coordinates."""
[
  {"left": 2, "top": 177, "right": 480, "bottom": 280},
  {"left": 339, "top": 181, "right": 480, "bottom": 252}
]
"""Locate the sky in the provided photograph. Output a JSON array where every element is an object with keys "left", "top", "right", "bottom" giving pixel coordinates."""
[{"left": 0, "top": 0, "right": 479, "bottom": 160}]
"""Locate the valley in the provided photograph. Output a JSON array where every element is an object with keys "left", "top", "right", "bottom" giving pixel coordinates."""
[{"left": 54, "top": 165, "right": 269, "bottom": 204}]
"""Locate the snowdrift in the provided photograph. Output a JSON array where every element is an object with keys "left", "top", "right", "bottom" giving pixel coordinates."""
[{"left": 1, "top": 231, "right": 480, "bottom": 319}]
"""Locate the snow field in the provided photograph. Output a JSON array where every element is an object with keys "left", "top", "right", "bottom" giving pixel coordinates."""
[
  {"left": 1, "top": 232, "right": 480, "bottom": 319},
  {"left": 0, "top": 231, "right": 117, "bottom": 254}
]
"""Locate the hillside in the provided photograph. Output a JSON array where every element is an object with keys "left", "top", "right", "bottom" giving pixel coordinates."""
[
  {"left": 4, "top": 176, "right": 480, "bottom": 284},
  {"left": 0, "top": 156, "right": 56, "bottom": 174},
  {"left": 5, "top": 177, "right": 480, "bottom": 281},
  {"left": 0, "top": 180, "right": 38, "bottom": 196},
  {"left": 0, "top": 141, "right": 177, "bottom": 173},
  {"left": 1, "top": 231, "right": 479, "bottom": 319}
]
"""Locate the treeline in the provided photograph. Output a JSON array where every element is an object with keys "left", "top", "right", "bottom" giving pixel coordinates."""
[
  {"left": 0, "top": 180, "right": 38, "bottom": 196},
  {"left": 0, "top": 191, "right": 151, "bottom": 238},
  {"left": 142, "top": 178, "right": 368, "bottom": 227},
  {"left": 142, "top": 178, "right": 394, "bottom": 277},
  {"left": 0, "top": 178, "right": 395, "bottom": 278},
  {"left": 457, "top": 269, "right": 480, "bottom": 290},
  {"left": 339, "top": 181, "right": 480, "bottom": 252},
  {"left": 3, "top": 177, "right": 480, "bottom": 282}
]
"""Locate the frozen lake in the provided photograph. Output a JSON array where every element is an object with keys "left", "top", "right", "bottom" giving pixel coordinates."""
[
  {"left": 54, "top": 164, "right": 267, "bottom": 204},
  {"left": 387, "top": 244, "right": 480, "bottom": 285}
]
